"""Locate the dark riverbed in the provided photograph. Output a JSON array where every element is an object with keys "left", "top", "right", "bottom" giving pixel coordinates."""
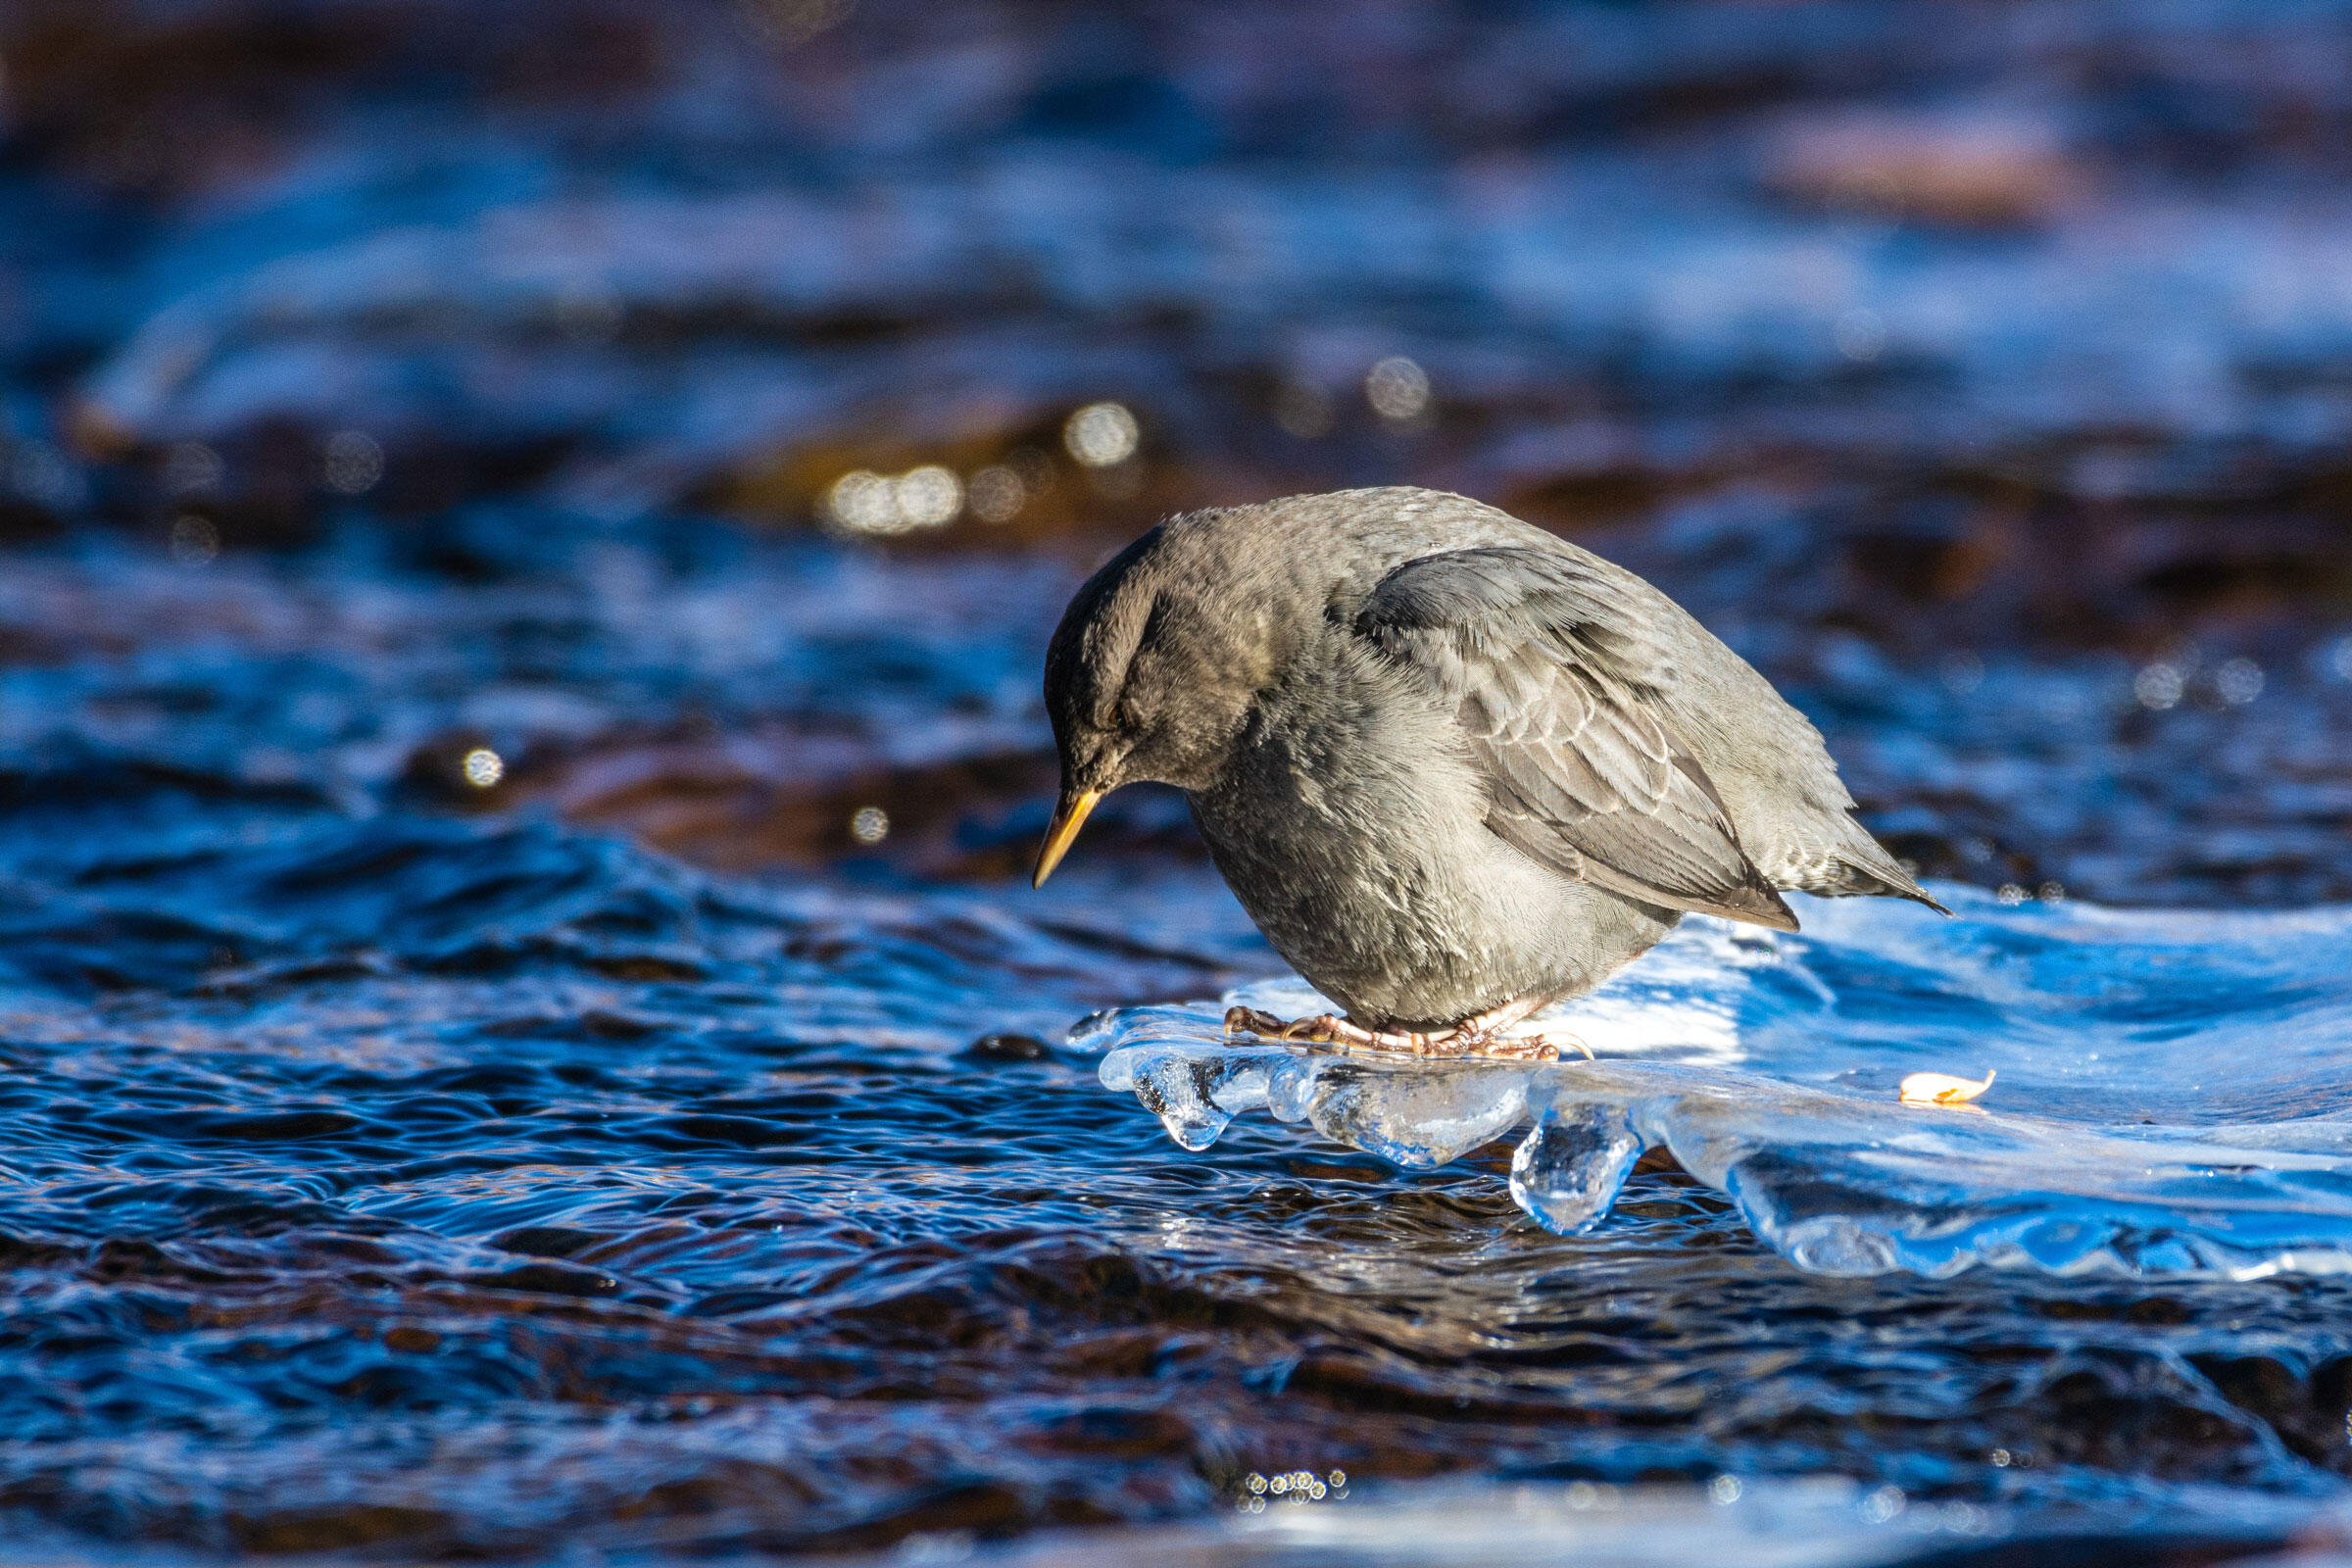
[{"left": 5, "top": 0, "right": 2352, "bottom": 1560}]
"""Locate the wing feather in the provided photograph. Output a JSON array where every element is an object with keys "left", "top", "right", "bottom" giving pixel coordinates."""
[{"left": 1356, "top": 546, "right": 1797, "bottom": 931}]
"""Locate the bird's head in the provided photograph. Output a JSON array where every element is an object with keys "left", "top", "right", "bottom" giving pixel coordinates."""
[{"left": 1033, "top": 520, "right": 1279, "bottom": 886}]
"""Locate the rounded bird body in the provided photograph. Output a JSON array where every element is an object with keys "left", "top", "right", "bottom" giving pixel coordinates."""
[{"left": 1037, "top": 487, "right": 1942, "bottom": 1051}]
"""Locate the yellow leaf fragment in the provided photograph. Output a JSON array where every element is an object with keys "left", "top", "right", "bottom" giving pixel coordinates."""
[{"left": 1899, "top": 1068, "right": 1995, "bottom": 1106}]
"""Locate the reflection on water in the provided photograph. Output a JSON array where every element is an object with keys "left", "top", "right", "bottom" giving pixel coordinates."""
[{"left": 8, "top": 0, "right": 2352, "bottom": 1557}]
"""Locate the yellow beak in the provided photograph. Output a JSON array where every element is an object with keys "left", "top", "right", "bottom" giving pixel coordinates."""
[{"left": 1031, "top": 788, "right": 1103, "bottom": 888}]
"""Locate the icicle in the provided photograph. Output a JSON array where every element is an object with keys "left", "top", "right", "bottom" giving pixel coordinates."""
[{"left": 1508, "top": 1087, "right": 1647, "bottom": 1235}]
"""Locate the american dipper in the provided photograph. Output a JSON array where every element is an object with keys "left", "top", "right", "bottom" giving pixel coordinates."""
[{"left": 1034, "top": 487, "right": 1945, "bottom": 1060}]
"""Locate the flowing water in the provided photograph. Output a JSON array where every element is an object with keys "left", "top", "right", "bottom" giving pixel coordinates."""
[
  {"left": 8, "top": 0, "right": 2352, "bottom": 1560},
  {"left": 1, "top": 534, "right": 2349, "bottom": 1563}
]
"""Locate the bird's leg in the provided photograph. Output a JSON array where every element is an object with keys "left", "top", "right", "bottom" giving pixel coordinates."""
[
  {"left": 1223, "top": 1006, "right": 1398, "bottom": 1053},
  {"left": 1439, "top": 997, "right": 1593, "bottom": 1062},
  {"left": 1453, "top": 995, "right": 1548, "bottom": 1036},
  {"left": 1223, "top": 1004, "right": 1585, "bottom": 1063}
]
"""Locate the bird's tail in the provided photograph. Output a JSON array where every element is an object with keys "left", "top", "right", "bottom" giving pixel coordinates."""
[{"left": 1787, "top": 820, "right": 1953, "bottom": 915}]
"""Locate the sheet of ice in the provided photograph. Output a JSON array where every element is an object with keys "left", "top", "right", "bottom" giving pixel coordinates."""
[
  {"left": 1088, "top": 890, "right": 2352, "bottom": 1280},
  {"left": 979, "top": 1475, "right": 2333, "bottom": 1568}
]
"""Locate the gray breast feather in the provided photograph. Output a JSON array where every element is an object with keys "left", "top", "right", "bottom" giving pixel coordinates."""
[{"left": 1353, "top": 546, "right": 1799, "bottom": 932}]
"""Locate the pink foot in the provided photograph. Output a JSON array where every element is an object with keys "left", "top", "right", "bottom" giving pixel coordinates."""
[{"left": 1222, "top": 1004, "right": 1587, "bottom": 1063}]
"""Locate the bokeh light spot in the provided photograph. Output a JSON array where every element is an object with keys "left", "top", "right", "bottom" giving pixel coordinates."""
[
  {"left": 1063, "top": 403, "right": 1140, "bottom": 467},
  {"left": 825, "top": 466, "right": 963, "bottom": 534},
  {"left": 826, "top": 470, "right": 892, "bottom": 532},
  {"left": 322, "top": 431, "right": 385, "bottom": 495},
  {"left": 1365, "top": 356, "right": 1430, "bottom": 421},
  {"left": 967, "top": 466, "right": 1025, "bottom": 523},
  {"left": 895, "top": 465, "right": 962, "bottom": 528},
  {"left": 164, "top": 441, "right": 224, "bottom": 498},
  {"left": 1938, "top": 650, "right": 1984, "bottom": 695},
  {"left": 169, "top": 514, "right": 220, "bottom": 567},
  {"left": 2215, "top": 657, "right": 2263, "bottom": 706},
  {"left": 10, "top": 442, "right": 84, "bottom": 508},
  {"left": 461, "top": 748, "right": 505, "bottom": 789},
  {"left": 2133, "top": 662, "right": 2183, "bottom": 710},
  {"left": 1834, "top": 308, "right": 1887, "bottom": 362}
]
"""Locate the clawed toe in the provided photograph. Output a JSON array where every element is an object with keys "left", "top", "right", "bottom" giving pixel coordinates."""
[
  {"left": 1223, "top": 1006, "right": 1365, "bottom": 1052},
  {"left": 1222, "top": 1005, "right": 1588, "bottom": 1063},
  {"left": 1222, "top": 1007, "right": 1393, "bottom": 1053},
  {"left": 1517, "top": 1033, "right": 1592, "bottom": 1062},
  {"left": 1224, "top": 1005, "right": 1291, "bottom": 1039},
  {"left": 1439, "top": 1030, "right": 1562, "bottom": 1062},
  {"left": 1470, "top": 1035, "right": 1556, "bottom": 1062}
]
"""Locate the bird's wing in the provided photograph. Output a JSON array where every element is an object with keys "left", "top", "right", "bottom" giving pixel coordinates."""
[{"left": 1354, "top": 546, "right": 1797, "bottom": 931}]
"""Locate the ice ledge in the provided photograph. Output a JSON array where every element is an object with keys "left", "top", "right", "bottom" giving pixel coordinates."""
[{"left": 1082, "top": 893, "right": 2352, "bottom": 1280}]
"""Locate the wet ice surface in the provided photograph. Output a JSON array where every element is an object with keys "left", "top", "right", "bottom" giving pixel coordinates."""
[{"left": 1098, "top": 894, "right": 2352, "bottom": 1281}]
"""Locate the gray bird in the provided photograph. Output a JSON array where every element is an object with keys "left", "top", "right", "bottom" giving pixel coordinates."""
[{"left": 1033, "top": 487, "right": 1944, "bottom": 1059}]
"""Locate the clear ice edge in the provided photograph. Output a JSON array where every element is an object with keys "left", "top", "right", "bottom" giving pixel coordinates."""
[{"left": 1086, "top": 892, "right": 2352, "bottom": 1280}]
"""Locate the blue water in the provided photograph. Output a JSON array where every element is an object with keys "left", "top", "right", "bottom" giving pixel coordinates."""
[{"left": 4, "top": 539, "right": 2350, "bottom": 1555}]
